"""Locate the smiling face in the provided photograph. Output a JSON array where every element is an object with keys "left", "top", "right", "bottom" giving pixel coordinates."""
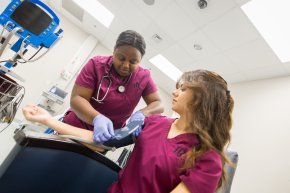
[{"left": 112, "top": 45, "right": 142, "bottom": 77}]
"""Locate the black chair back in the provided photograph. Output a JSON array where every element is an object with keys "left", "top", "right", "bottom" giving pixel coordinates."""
[{"left": 0, "top": 130, "right": 121, "bottom": 193}]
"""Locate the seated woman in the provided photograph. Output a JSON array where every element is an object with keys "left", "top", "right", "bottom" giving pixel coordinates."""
[{"left": 22, "top": 69, "right": 234, "bottom": 193}]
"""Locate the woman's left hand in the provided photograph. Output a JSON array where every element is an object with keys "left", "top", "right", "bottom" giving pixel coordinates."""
[
  {"left": 22, "top": 104, "right": 52, "bottom": 124},
  {"left": 128, "top": 111, "right": 145, "bottom": 137}
]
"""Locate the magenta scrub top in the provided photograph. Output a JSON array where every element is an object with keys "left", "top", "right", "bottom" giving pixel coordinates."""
[
  {"left": 107, "top": 115, "right": 222, "bottom": 193},
  {"left": 63, "top": 56, "right": 157, "bottom": 130}
]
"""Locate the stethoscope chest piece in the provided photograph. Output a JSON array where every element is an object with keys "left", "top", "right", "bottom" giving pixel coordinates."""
[{"left": 118, "top": 85, "right": 125, "bottom": 93}]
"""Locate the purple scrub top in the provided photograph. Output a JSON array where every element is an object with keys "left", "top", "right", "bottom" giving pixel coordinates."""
[
  {"left": 63, "top": 56, "right": 157, "bottom": 130},
  {"left": 108, "top": 115, "right": 222, "bottom": 193}
]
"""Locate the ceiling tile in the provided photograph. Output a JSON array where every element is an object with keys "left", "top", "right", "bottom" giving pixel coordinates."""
[
  {"left": 100, "top": 30, "right": 119, "bottom": 52},
  {"left": 107, "top": 16, "right": 130, "bottom": 38},
  {"left": 160, "top": 43, "right": 193, "bottom": 71},
  {"left": 223, "top": 72, "right": 247, "bottom": 84},
  {"left": 97, "top": 0, "right": 127, "bottom": 15},
  {"left": 132, "top": 0, "right": 174, "bottom": 20},
  {"left": 81, "top": 12, "right": 108, "bottom": 39},
  {"left": 142, "top": 22, "right": 175, "bottom": 52},
  {"left": 180, "top": 59, "right": 210, "bottom": 72},
  {"left": 176, "top": 0, "right": 237, "bottom": 27},
  {"left": 114, "top": 3, "right": 151, "bottom": 32},
  {"left": 193, "top": 54, "right": 240, "bottom": 76},
  {"left": 149, "top": 65, "right": 176, "bottom": 94},
  {"left": 233, "top": 0, "right": 251, "bottom": 6},
  {"left": 242, "top": 64, "right": 289, "bottom": 81},
  {"left": 154, "top": 1, "right": 199, "bottom": 41},
  {"left": 203, "top": 7, "right": 259, "bottom": 51},
  {"left": 179, "top": 30, "right": 220, "bottom": 61},
  {"left": 142, "top": 44, "right": 159, "bottom": 65},
  {"left": 225, "top": 38, "right": 281, "bottom": 71}
]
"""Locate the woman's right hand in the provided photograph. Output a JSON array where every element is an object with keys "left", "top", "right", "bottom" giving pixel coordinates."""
[
  {"left": 92, "top": 114, "right": 115, "bottom": 143},
  {"left": 22, "top": 104, "right": 52, "bottom": 124}
]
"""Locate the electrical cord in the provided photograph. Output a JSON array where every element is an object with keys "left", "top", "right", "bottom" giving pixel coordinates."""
[
  {"left": 16, "top": 46, "right": 43, "bottom": 63},
  {"left": 0, "top": 60, "right": 10, "bottom": 64},
  {"left": 0, "top": 26, "right": 22, "bottom": 57}
]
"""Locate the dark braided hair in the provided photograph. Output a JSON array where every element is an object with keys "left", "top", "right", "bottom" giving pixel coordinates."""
[{"left": 114, "top": 30, "right": 146, "bottom": 57}]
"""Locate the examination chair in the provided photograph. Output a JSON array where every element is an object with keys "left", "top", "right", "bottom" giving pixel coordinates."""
[
  {"left": 0, "top": 129, "right": 121, "bottom": 193},
  {"left": 216, "top": 149, "right": 239, "bottom": 193}
]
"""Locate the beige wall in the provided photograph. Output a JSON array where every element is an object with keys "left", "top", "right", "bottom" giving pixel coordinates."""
[{"left": 229, "top": 76, "right": 290, "bottom": 193}]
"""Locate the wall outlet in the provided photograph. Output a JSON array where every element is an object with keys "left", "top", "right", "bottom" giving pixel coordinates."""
[{"left": 60, "top": 70, "right": 72, "bottom": 80}]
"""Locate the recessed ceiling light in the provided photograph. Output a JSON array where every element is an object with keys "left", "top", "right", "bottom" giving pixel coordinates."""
[
  {"left": 193, "top": 44, "right": 202, "bottom": 50},
  {"left": 143, "top": 0, "right": 155, "bottom": 6},
  {"left": 152, "top": 34, "right": 163, "bottom": 43},
  {"left": 149, "top": 54, "right": 182, "bottom": 82},
  {"left": 73, "top": 0, "right": 114, "bottom": 28},
  {"left": 198, "top": 0, "right": 208, "bottom": 9}
]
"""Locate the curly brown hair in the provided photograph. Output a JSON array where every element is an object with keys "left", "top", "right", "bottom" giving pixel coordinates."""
[{"left": 177, "top": 70, "right": 234, "bottom": 189}]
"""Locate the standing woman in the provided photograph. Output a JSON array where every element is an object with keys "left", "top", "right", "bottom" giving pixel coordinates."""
[{"left": 63, "top": 30, "right": 164, "bottom": 143}]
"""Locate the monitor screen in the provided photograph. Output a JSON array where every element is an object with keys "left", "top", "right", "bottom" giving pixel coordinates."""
[
  {"left": 10, "top": 1, "right": 52, "bottom": 35},
  {"left": 49, "top": 86, "right": 67, "bottom": 99}
]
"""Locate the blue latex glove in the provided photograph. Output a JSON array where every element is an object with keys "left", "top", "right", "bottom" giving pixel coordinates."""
[
  {"left": 93, "top": 114, "right": 115, "bottom": 143},
  {"left": 128, "top": 111, "right": 145, "bottom": 137}
]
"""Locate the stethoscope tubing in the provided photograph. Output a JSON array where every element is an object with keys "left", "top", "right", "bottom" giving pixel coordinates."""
[
  {"left": 92, "top": 63, "right": 132, "bottom": 104},
  {"left": 93, "top": 75, "right": 112, "bottom": 103}
]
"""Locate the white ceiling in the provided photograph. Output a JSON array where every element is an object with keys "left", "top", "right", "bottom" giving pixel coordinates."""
[{"left": 48, "top": 0, "right": 290, "bottom": 94}]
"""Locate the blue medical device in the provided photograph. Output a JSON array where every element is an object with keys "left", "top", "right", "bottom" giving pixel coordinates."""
[
  {"left": 0, "top": 0, "right": 63, "bottom": 69},
  {"left": 0, "top": 0, "right": 63, "bottom": 125}
]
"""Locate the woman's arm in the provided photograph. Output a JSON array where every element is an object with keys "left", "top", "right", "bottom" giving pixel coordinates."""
[
  {"left": 22, "top": 104, "right": 94, "bottom": 142},
  {"left": 22, "top": 104, "right": 106, "bottom": 151},
  {"left": 70, "top": 84, "right": 101, "bottom": 124},
  {"left": 170, "top": 182, "right": 191, "bottom": 193},
  {"left": 140, "top": 92, "right": 164, "bottom": 116}
]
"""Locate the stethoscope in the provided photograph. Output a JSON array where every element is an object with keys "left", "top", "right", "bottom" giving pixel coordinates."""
[{"left": 92, "top": 64, "right": 132, "bottom": 103}]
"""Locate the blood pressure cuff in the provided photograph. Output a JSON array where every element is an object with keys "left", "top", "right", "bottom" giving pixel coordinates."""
[{"left": 104, "top": 135, "right": 134, "bottom": 148}]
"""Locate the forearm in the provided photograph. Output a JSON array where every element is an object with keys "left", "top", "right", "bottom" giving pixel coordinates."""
[
  {"left": 71, "top": 96, "right": 100, "bottom": 125},
  {"left": 44, "top": 118, "right": 94, "bottom": 142},
  {"left": 140, "top": 100, "right": 164, "bottom": 116}
]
